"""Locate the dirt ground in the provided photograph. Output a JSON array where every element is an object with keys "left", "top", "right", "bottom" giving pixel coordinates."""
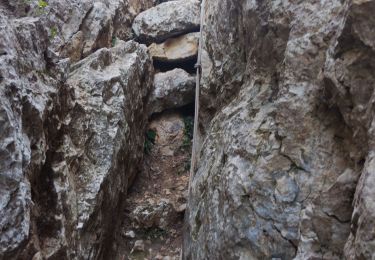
[{"left": 118, "top": 109, "right": 193, "bottom": 260}]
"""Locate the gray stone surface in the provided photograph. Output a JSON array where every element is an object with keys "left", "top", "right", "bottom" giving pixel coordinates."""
[
  {"left": 0, "top": 13, "right": 56, "bottom": 259},
  {"left": 132, "top": 0, "right": 200, "bottom": 44},
  {"left": 6, "top": 0, "right": 155, "bottom": 62},
  {"left": 184, "top": 0, "right": 375, "bottom": 259},
  {"left": 0, "top": 2, "right": 154, "bottom": 257},
  {"left": 62, "top": 40, "right": 153, "bottom": 259},
  {"left": 150, "top": 69, "right": 195, "bottom": 114}
]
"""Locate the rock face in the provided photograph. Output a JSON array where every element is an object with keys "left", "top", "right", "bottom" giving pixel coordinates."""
[
  {"left": 184, "top": 0, "right": 375, "bottom": 259},
  {"left": 148, "top": 32, "right": 199, "bottom": 62},
  {"left": 10, "top": 0, "right": 155, "bottom": 62},
  {"left": 132, "top": 0, "right": 200, "bottom": 43},
  {"left": 58, "top": 40, "right": 153, "bottom": 259},
  {"left": 150, "top": 69, "right": 195, "bottom": 114},
  {"left": 3, "top": 0, "right": 375, "bottom": 259},
  {"left": 0, "top": 2, "right": 153, "bottom": 259}
]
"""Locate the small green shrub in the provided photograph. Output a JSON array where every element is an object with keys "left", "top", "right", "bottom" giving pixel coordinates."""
[
  {"left": 184, "top": 160, "right": 191, "bottom": 171},
  {"left": 144, "top": 129, "right": 156, "bottom": 154},
  {"left": 38, "top": 0, "right": 48, "bottom": 8},
  {"left": 50, "top": 26, "right": 57, "bottom": 40},
  {"left": 111, "top": 36, "right": 117, "bottom": 47},
  {"left": 181, "top": 116, "right": 194, "bottom": 149}
]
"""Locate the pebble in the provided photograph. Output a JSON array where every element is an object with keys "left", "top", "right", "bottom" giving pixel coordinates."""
[
  {"left": 155, "top": 254, "right": 163, "bottom": 260},
  {"left": 132, "top": 240, "right": 145, "bottom": 252},
  {"left": 125, "top": 230, "right": 136, "bottom": 238},
  {"left": 177, "top": 203, "right": 186, "bottom": 213}
]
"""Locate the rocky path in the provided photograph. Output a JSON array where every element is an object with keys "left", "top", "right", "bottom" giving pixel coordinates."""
[
  {"left": 117, "top": 109, "right": 193, "bottom": 259},
  {"left": 112, "top": 1, "right": 200, "bottom": 258}
]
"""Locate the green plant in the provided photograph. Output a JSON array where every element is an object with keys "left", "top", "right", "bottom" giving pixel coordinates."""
[
  {"left": 38, "top": 0, "right": 48, "bottom": 8},
  {"left": 144, "top": 227, "right": 167, "bottom": 239},
  {"left": 184, "top": 160, "right": 191, "bottom": 171},
  {"left": 111, "top": 36, "right": 117, "bottom": 47},
  {"left": 144, "top": 129, "right": 156, "bottom": 154},
  {"left": 50, "top": 26, "right": 57, "bottom": 40},
  {"left": 181, "top": 116, "right": 194, "bottom": 149}
]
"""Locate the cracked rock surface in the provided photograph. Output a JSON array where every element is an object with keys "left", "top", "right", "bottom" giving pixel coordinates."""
[
  {"left": 184, "top": 0, "right": 375, "bottom": 259},
  {"left": 0, "top": 2, "right": 153, "bottom": 258}
]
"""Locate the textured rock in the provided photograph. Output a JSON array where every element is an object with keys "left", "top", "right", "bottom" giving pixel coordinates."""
[
  {"left": 131, "top": 200, "right": 177, "bottom": 229},
  {"left": 323, "top": 1, "right": 375, "bottom": 258},
  {"left": 57, "top": 40, "right": 153, "bottom": 259},
  {"left": 0, "top": 12, "right": 59, "bottom": 259},
  {"left": 8, "top": 0, "right": 155, "bottom": 62},
  {"left": 184, "top": 0, "right": 372, "bottom": 259},
  {"left": 0, "top": 4, "right": 154, "bottom": 257},
  {"left": 150, "top": 69, "right": 195, "bottom": 114},
  {"left": 132, "top": 0, "right": 200, "bottom": 43},
  {"left": 148, "top": 32, "right": 199, "bottom": 62}
]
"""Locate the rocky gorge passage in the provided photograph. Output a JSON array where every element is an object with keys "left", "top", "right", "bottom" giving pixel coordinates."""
[{"left": 2, "top": 0, "right": 375, "bottom": 260}]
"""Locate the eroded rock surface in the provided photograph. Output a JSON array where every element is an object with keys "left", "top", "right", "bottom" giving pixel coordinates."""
[
  {"left": 132, "top": 0, "right": 200, "bottom": 44},
  {"left": 4, "top": 0, "right": 155, "bottom": 62},
  {"left": 0, "top": 2, "right": 154, "bottom": 258},
  {"left": 58, "top": 40, "right": 153, "bottom": 259},
  {"left": 184, "top": 0, "right": 375, "bottom": 259}
]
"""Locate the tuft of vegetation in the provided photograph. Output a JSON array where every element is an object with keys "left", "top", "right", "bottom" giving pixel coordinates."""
[
  {"left": 49, "top": 26, "right": 57, "bottom": 40},
  {"left": 144, "top": 227, "right": 167, "bottom": 240},
  {"left": 111, "top": 36, "right": 117, "bottom": 47},
  {"left": 184, "top": 160, "right": 191, "bottom": 171},
  {"left": 36, "top": 0, "right": 48, "bottom": 15},
  {"left": 38, "top": 0, "right": 48, "bottom": 8},
  {"left": 144, "top": 129, "right": 156, "bottom": 154},
  {"left": 181, "top": 116, "right": 194, "bottom": 149}
]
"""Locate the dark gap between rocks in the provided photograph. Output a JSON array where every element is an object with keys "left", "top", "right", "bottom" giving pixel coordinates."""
[{"left": 153, "top": 58, "right": 197, "bottom": 74}]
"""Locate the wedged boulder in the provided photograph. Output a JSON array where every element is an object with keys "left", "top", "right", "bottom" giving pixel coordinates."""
[
  {"left": 148, "top": 32, "right": 199, "bottom": 62},
  {"left": 150, "top": 69, "right": 195, "bottom": 114},
  {"left": 132, "top": 0, "right": 200, "bottom": 44}
]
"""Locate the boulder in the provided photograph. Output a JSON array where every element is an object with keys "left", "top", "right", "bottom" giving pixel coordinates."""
[
  {"left": 148, "top": 32, "right": 199, "bottom": 62},
  {"left": 150, "top": 69, "right": 195, "bottom": 114},
  {"left": 132, "top": 0, "right": 200, "bottom": 44},
  {"left": 131, "top": 200, "right": 177, "bottom": 229}
]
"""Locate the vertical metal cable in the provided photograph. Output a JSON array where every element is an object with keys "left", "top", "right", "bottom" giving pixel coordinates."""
[{"left": 188, "top": 0, "right": 205, "bottom": 192}]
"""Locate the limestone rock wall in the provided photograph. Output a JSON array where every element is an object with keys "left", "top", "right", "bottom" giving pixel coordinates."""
[
  {"left": 184, "top": 0, "right": 375, "bottom": 259},
  {"left": 0, "top": 1, "right": 154, "bottom": 259}
]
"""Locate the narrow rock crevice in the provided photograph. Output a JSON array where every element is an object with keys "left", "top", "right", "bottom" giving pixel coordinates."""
[{"left": 116, "top": 104, "right": 194, "bottom": 259}]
